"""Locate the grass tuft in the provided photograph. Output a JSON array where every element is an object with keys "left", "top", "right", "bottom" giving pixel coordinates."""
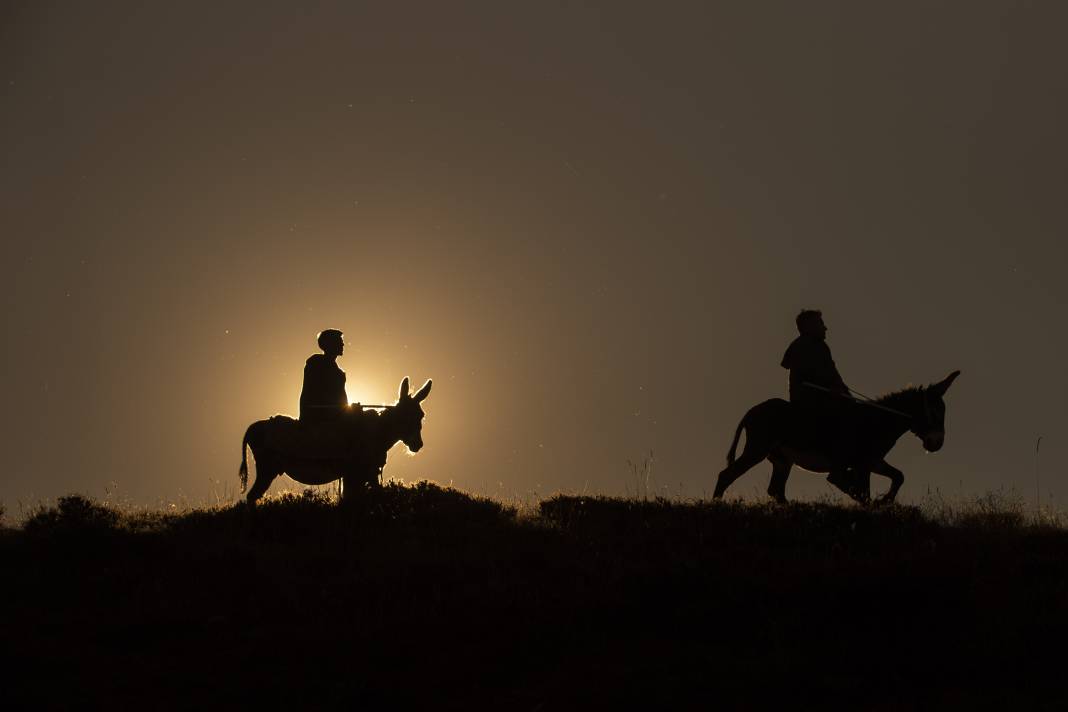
[{"left": 24, "top": 494, "right": 121, "bottom": 535}]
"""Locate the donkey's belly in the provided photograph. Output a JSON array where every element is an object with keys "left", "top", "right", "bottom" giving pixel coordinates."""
[
  {"left": 284, "top": 460, "right": 341, "bottom": 486},
  {"left": 778, "top": 447, "right": 833, "bottom": 474}
]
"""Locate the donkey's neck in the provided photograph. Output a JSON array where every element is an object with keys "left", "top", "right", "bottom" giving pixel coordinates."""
[
  {"left": 375, "top": 408, "right": 406, "bottom": 452},
  {"left": 874, "top": 388, "right": 924, "bottom": 437},
  {"left": 878, "top": 387, "right": 921, "bottom": 412}
]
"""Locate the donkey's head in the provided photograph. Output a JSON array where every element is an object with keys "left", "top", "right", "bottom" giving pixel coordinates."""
[
  {"left": 391, "top": 376, "right": 433, "bottom": 452},
  {"left": 914, "top": 370, "right": 960, "bottom": 452}
]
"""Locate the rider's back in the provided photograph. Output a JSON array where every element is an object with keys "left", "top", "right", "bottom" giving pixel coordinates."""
[
  {"left": 781, "top": 334, "right": 846, "bottom": 405},
  {"left": 299, "top": 354, "right": 347, "bottom": 423}
]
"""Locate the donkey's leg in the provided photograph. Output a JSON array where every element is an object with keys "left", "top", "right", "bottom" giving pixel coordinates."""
[
  {"left": 827, "top": 472, "right": 871, "bottom": 504},
  {"left": 870, "top": 460, "right": 904, "bottom": 505},
  {"left": 766, "top": 454, "right": 793, "bottom": 504},
  {"left": 340, "top": 476, "right": 372, "bottom": 503},
  {"left": 827, "top": 467, "right": 872, "bottom": 504},
  {"left": 714, "top": 449, "right": 768, "bottom": 499},
  {"left": 246, "top": 461, "right": 278, "bottom": 505}
]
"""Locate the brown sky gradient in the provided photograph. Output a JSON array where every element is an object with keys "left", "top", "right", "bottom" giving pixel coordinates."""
[{"left": 3, "top": 1, "right": 1067, "bottom": 509}]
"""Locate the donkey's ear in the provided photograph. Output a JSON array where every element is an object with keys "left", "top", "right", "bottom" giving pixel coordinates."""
[
  {"left": 398, "top": 377, "right": 411, "bottom": 400},
  {"left": 413, "top": 379, "right": 432, "bottom": 403},
  {"left": 931, "top": 370, "right": 961, "bottom": 397}
]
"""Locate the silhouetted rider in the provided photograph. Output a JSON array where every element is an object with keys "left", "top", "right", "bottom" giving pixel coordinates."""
[
  {"left": 781, "top": 309, "right": 849, "bottom": 405},
  {"left": 299, "top": 329, "right": 349, "bottom": 423},
  {"left": 782, "top": 310, "right": 858, "bottom": 495}
]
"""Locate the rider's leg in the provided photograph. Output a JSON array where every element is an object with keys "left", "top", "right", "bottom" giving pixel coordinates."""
[{"left": 824, "top": 400, "right": 867, "bottom": 499}]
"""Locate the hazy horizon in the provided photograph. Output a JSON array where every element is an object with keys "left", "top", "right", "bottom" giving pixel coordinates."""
[{"left": 4, "top": 1, "right": 1067, "bottom": 511}]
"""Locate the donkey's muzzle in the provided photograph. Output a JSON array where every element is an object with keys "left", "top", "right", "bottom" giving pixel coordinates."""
[{"left": 922, "top": 430, "right": 945, "bottom": 453}]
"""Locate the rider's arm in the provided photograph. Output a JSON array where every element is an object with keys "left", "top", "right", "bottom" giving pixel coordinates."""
[{"left": 822, "top": 345, "right": 848, "bottom": 393}]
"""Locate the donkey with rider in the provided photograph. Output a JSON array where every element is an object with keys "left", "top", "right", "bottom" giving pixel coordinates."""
[{"left": 714, "top": 310, "right": 960, "bottom": 504}]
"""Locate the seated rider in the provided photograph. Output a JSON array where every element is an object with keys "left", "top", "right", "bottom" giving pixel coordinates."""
[
  {"left": 781, "top": 309, "right": 849, "bottom": 409},
  {"left": 781, "top": 310, "right": 858, "bottom": 493},
  {"left": 299, "top": 329, "right": 350, "bottom": 424}
]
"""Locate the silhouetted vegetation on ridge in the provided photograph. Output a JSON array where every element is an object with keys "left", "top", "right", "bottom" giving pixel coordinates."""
[{"left": 4, "top": 483, "right": 1067, "bottom": 709}]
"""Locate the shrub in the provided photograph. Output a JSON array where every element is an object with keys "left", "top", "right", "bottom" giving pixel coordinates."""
[{"left": 24, "top": 495, "right": 121, "bottom": 535}]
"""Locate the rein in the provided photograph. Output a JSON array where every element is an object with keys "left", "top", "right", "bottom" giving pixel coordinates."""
[
  {"left": 802, "top": 382, "right": 913, "bottom": 419},
  {"left": 806, "top": 382, "right": 940, "bottom": 437},
  {"left": 304, "top": 404, "right": 395, "bottom": 410}
]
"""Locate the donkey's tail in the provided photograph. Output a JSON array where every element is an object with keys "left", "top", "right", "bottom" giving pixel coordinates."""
[
  {"left": 726, "top": 415, "right": 746, "bottom": 466},
  {"left": 239, "top": 422, "right": 255, "bottom": 493}
]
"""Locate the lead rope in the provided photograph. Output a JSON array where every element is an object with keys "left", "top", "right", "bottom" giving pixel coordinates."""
[
  {"left": 802, "top": 382, "right": 912, "bottom": 419},
  {"left": 304, "top": 404, "right": 394, "bottom": 410}
]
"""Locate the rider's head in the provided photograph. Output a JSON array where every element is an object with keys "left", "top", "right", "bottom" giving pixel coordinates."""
[
  {"left": 796, "top": 310, "right": 827, "bottom": 339},
  {"left": 317, "top": 329, "right": 345, "bottom": 357}
]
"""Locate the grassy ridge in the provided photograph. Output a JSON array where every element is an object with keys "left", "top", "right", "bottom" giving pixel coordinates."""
[{"left": 4, "top": 484, "right": 1067, "bottom": 709}]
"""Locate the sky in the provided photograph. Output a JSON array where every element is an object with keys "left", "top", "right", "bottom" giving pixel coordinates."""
[{"left": 3, "top": 1, "right": 1067, "bottom": 511}]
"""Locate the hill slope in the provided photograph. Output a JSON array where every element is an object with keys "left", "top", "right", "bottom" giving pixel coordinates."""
[{"left": 4, "top": 484, "right": 1066, "bottom": 709}]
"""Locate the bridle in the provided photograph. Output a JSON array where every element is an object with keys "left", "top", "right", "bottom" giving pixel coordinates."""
[
  {"left": 846, "top": 385, "right": 937, "bottom": 437},
  {"left": 916, "top": 388, "right": 945, "bottom": 442},
  {"left": 909, "top": 388, "right": 932, "bottom": 437},
  {"left": 804, "top": 381, "right": 945, "bottom": 441}
]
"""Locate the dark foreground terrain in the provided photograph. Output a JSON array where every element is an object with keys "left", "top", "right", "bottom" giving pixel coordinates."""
[{"left": 3, "top": 483, "right": 1067, "bottom": 710}]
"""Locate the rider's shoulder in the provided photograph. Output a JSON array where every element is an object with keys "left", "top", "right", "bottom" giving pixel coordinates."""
[
  {"left": 782, "top": 334, "right": 825, "bottom": 365},
  {"left": 790, "top": 334, "right": 825, "bottom": 350},
  {"left": 306, "top": 354, "right": 332, "bottom": 368},
  {"left": 782, "top": 334, "right": 808, "bottom": 356}
]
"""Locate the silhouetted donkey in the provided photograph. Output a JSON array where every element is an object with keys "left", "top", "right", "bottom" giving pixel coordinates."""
[
  {"left": 714, "top": 371, "right": 960, "bottom": 504},
  {"left": 239, "top": 377, "right": 432, "bottom": 505}
]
